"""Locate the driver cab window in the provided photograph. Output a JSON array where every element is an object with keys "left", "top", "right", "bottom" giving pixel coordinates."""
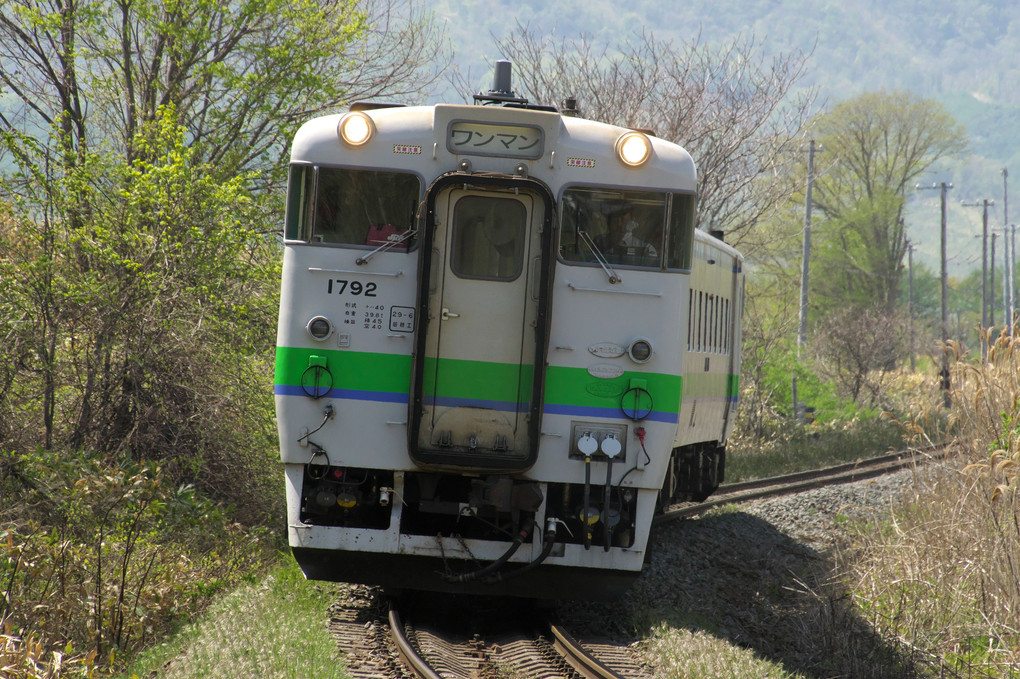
[
  {"left": 559, "top": 187, "right": 695, "bottom": 270},
  {"left": 284, "top": 165, "right": 421, "bottom": 248},
  {"left": 559, "top": 187, "right": 666, "bottom": 268}
]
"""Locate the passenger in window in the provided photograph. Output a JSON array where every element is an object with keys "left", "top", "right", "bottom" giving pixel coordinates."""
[{"left": 611, "top": 208, "right": 657, "bottom": 257}]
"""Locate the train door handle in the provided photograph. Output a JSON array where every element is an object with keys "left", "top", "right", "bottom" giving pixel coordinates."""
[{"left": 441, "top": 308, "right": 460, "bottom": 320}]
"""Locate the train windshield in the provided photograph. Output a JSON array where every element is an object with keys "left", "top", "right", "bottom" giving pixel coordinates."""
[
  {"left": 558, "top": 187, "right": 695, "bottom": 270},
  {"left": 284, "top": 165, "right": 421, "bottom": 248}
]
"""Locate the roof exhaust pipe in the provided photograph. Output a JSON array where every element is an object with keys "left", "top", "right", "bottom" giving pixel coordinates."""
[{"left": 473, "top": 60, "right": 528, "bottom": 106}]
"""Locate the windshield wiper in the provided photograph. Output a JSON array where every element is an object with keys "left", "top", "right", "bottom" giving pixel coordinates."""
[
  {"left": 356, "top": 228, "right": 417, "bottom": 265},
  {"left": 577, "top": 230, "right": 621, "bottom": 284}
]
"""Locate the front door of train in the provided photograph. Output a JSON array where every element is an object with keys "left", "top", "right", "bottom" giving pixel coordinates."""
[{"left": 410, "top": 176, "right": 553, "bottom": 470}]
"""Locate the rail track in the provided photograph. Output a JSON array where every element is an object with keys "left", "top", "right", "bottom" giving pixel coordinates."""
[
  {"left": 331, "top": 447, "right": 941, "bottom": 679},
  {"left": 656, "top": 445, "right": 945, "bottom": 524},
  {"left": 388, "top": 600, "right": 647, "bottom": 679}
]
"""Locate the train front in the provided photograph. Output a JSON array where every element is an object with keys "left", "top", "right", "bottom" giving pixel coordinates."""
[{"left": 275, "top": 69, "right": 698, "bottom": 599}]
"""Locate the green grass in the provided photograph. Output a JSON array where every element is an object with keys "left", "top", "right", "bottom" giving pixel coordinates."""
[{"left": 115, "top": 555, "right": 347, "bottom": 679}]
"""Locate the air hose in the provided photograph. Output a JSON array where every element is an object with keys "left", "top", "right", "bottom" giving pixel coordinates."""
[
  {"left": 485, "top": 519, "right": 559, "bottom": 583},
  {"left": 443, "top": 529, "right": 527, "bottom": 583}
]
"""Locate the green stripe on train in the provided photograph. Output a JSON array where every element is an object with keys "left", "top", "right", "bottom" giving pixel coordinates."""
[
  {"left": 274, "top": 346, "right": 717, "bottom": 408},
  {"left": 274, "top": 347, "right": 532, "bottom": 402},
  {"left": 543, "top": 366, "right": 683, "bottom": 412},
  {"left": 422, "top": 356, "right": 534, "bottom": 403},
  {"left": 274, "top": 346, "right": 411, "bottom": 392}
]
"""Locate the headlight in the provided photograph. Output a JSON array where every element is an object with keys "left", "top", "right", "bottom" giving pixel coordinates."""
[
  {"left": 615, "top": 131, "right": 651, "bottom": 167},
  {"left": 306, "top": 315, "right": 334, "bottom": 341},
  {"left": 338, "top": 112, "right": 375, "bottom": 147},
  {"left": 628, "top": 337, "right": 653, "bottom": 363}
]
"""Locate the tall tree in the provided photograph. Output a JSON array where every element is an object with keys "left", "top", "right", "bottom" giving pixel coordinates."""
[
  {"left": 0, "top": 0, "right": 450, "bottom": 466},
  {"left": 0, "top": 0, "right": 449, "bottom": 182},
  {"left": 809, "top": 90, "right": 967, "bottom": 316}
]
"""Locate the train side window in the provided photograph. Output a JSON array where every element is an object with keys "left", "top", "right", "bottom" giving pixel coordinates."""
[
  {"left": 689, "top": 287, "right": 697, "bottom": 348},
  {"left": 710, "top": 295, "right": 716, "bottom": 353},
  {"left": 450, "top": 196, "right": 526, "bottom": 280},
  {"left": 724, "top": 298, "right": 730, "bottom": 352},
  {"left": 701, "top": 292, "right": 707, "bottom": 353},
  {"left": 719, "top": 297, "right": 725, "bottom": 353},
  {"left": 709, "top": 294, "right": 717, "bottom": 353},
  {"left": 714, "top": 296, "right": 721, "bottom": 353},
  {"left": 697, "top": 291, "right": 704, "bottom": 353},
  {"left": 309, "top": 168, "right": 420, "bottom": 248},
  {"left": 285, "top": 165, "right": 315, "bottom": 242},
  {"left": 666, "top": 193, "right": 695, "bottom": 270}
]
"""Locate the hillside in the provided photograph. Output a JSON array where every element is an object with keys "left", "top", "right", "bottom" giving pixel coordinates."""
[{"left": 435, "top": 0, "right": 1020, "bottom": 276}]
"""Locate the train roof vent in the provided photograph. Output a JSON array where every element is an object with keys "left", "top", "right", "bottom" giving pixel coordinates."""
[{"left": 473, "top": 60, "right": 529, "bottom": 106}]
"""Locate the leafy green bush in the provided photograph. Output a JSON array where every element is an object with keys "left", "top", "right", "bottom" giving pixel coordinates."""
[{"left": 1, "top": 450, "right": 279, "bottom": 676}]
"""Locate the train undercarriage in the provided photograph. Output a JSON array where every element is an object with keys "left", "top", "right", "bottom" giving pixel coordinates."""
[{"left": 292, "top": 442, "right": 725, "bottom": 598}]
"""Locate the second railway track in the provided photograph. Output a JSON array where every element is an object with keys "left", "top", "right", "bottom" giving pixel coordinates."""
[{"left": 657, "top": 445, "right": 946, "bottom": 524}]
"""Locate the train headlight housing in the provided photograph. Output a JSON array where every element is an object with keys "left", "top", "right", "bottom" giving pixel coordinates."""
[
  {"left": 628, "top": 337, "right": 653, "bottom": 363},
  {"left": 306, "top": 315, "right": 334, "bottom": 341},
  {"left": 615, "top": 131, "right": 651, "bottom": 167},
  {"left": 338, "top": 112, "right": 375, "bottom": 147}
]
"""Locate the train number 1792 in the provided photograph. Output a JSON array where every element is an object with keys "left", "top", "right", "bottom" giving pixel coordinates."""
[{"left": 327, "top": 280, "right": 378, "bottom": 296}]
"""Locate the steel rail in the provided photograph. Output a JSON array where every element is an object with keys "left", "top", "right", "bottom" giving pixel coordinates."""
[
  {"left": 549, "top": 621, "right": 627, "bottom": 679},
  {"left": 388, "top": 603, "right": 444, "bottom": 679},
  {"left": 656, "top": 445, "right": 948, "bottom": 525}
]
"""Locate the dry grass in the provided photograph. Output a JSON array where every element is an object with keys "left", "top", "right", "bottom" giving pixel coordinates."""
[
  {"left": 1, "top": 626, "right": 97, "bottom": 679},
  {"left": 1, "top": 455, "right": 279, "bottom": 678},
  {"left": 643, "top": 624, "right": 806, "bottom": 678},
  {"left": 843, "top": 331, "right": 1020, "bottom": 676}
]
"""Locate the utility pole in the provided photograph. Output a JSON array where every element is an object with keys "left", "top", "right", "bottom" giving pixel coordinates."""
[
  {"left": 793, "top": 140, "right": 820, "bottom": 426},
  {"left": 908, "top": 242, "right": 916, "bottom": 372},
  {"left": 797, "top": 139, "right": 819, "bottom": 355},
  {"left": 991, "top": 232, "right": 997, "bottom": 332},
  {"left": 962, "top": 198, "right": 994, "bottom": 357},
  {"left": 1004, "top": 168, "right": 1012, "bottom": 332},
  {"left": 1007, "top": 222, "right": 1015, "bottom": 330},
  {"left": 918, "top": 182, "right": 952, "bottom": 406},
  {"left": 982, "top": 200, "right": 992, "bottom": 330},
  {"left": 1005, "top": 225, "right": 1012, "bottom": 331}
]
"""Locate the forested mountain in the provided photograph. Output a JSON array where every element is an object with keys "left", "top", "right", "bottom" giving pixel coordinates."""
[{"left": 439, "top": 0, "right": 1019, "bottom": 120}]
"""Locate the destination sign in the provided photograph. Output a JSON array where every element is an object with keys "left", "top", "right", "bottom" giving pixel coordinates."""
[{"left": 447, "top": 121, "right": 544, "bottom": 159}]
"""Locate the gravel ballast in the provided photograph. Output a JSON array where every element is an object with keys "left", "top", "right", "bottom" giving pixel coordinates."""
[{"left": 561, "top": 469, "right": 931, "bottom": 678}]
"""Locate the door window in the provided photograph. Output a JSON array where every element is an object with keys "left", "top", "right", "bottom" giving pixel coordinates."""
[{"left": 450, "top": 196, "right": 526, "bottom": 280}]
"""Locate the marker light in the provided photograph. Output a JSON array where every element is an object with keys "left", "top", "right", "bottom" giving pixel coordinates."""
[
  {"left": 338, "top": 112, "right": 375, "bottom": 147},
  {"left": 615, "top": 131, "right": 652, "bottom": 167},
  {"left": 306, "top": 315, "right": 334, "bottom": 341},
  {"left": 628, "top": 338, "right": 653, "bottom": 363}
]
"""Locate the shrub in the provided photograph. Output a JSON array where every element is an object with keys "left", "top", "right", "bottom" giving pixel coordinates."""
[
  {"left": 1, "top": 450, "right": 278, "bottom": 675},
  {"left": 843, "top": 332, "right": 1020, "bottom": 675}
]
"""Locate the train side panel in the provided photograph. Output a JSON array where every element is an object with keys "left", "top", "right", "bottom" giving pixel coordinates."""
[{"left": 676, "top": 232, "right": 743, "bottom": 449}]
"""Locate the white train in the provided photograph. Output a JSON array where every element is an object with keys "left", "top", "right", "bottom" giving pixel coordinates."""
[{"left": 275, "top": 63, "right": 743, "bottom": 598}]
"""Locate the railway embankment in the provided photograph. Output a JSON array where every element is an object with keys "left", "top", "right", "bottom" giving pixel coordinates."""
[
  {"left": 118, "top": 447, "right": 1017, "bottom": 678},
  {"left": 562, "top": 467, "right": 927, "bottom": 678}
]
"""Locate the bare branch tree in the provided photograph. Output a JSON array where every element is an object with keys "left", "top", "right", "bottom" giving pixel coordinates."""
[
  {"left": 482, "top": 25, "right": 818, "bottom": 245},
  {"left": 0, "top": 0, "right": 452, "bottom": 180}
]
